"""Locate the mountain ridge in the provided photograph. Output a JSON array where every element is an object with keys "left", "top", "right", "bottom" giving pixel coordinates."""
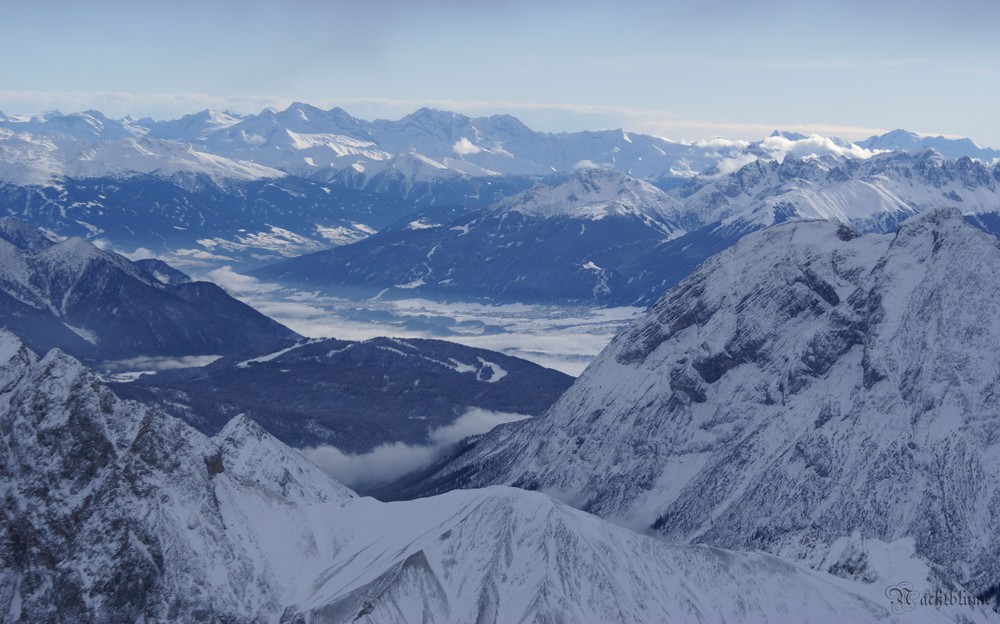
[
  {"left": 1, "top": 329, "right": 989, "bottom": 623},
  {"left": 391, "top": 209, "right": 1000, "bottom": 602},
  {"left": 0, "top": 218, "right": 299, "bottom": 363}
]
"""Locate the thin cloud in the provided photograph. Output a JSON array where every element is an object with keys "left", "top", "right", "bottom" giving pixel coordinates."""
[
  {"left": 204, "top": 266, "right": 281, "bottom": 294},
  {"left": 0, "top": 90, "right": 293, "bottom": 120},
  {"left": 757, "top": 134, "right": 878, "bottom": 161},
  {"left": 638, "top": 118, "right": 892, "bottom": 143},
  {"left": 710, "top": 57, "right": 928, "bottom": 71},
  {"left": 303, "top": 408, "right": 530, "bottom": 487},
  {"left": 452, "top": 137, "right": 482, "bottom": 155},
  {"left": 0, "top": 90, "right": 942, "bottom": 145},
  {"left": 101, "top": 354, "right": 222, "bottom": 372}
]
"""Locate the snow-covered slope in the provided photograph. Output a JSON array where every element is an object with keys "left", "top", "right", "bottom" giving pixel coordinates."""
[
  {"left": 0, "top": 334, "right": 354, "bottom": 621},
  {"left": 406, "top": 209, "right": 1000, "bottom": 603},
  {"left": 215, "top": 415, "right": 356, "bottom": 504},
  {"left": 0, "top": 174, "right": 417, "bottom": 268},
  {"left": 676, "top": 150, "right": 1000, "bottom": 232},
  {"left": 0, "top": 219, "right": 299, "bottom": 362},
  {"left": 493, "top": 166, "right": 681, "bottom": 228},
  {"left": 254, "top": 149, "right": 1000, "bottom": 306},
  {"left": 253, "top": 169, "right": 683, "bottom": 303},
  {"left": 858, "top": 129, "right": 1000, "bottom": 161},
  {"left": 113, "top": 336, "right": 572, "bottom": 455},
  {"left": 0, "top": 127, "right": 283, "bottom": 187},
  {"left": 0, "top": 332, "right": 990, "bottom": 623},
  {"left": 304, "top": 488, "right": 966, "bottom": 624}
]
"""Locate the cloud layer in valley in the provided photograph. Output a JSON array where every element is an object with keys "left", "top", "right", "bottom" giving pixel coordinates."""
[{"left": 303, "top": 408, "right": 531, "bottom": 488}]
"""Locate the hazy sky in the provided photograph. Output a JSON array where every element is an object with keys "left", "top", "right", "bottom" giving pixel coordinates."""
[{"left": 2, "top": 0, "right": 998, "bottom": 145}]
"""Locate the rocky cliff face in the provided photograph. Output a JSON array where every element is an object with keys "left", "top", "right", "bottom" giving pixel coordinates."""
[
  {"left": 406, "top": 209, "right": 1000, "bottom": 601},
  {"left": 3, "top": 330, "right": 987, "bottom": 622},
  {"left": 0, "top": 331, "right": 354, "bottom": 622}
]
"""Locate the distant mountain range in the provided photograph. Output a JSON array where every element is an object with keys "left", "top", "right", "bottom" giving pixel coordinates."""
[
  {"left": 0, "top": 173, "right": 419, "bottom": 268},
  {"left": 1, "top": 105, "right": 998, "bottom": 275},
  {"left": 255, "top": 151, "right": 1000, "bottom": 305},
  {"left": 4, "top": 106, "right": 996, "bottom": 190},
  {"left": 857, "top": 128, "right": 1000, "bottom": 160},
  {"left": 253, "top": 169, "right": 685, "bottom": 303}
]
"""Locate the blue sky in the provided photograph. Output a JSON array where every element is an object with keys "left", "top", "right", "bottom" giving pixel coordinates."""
[{"left": 2, "top": 0, "right": 998, "bottom": 145}]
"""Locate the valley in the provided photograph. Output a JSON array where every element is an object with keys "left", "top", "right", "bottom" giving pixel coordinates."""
[{"left": 2, "top": 100, "right": 1000, "bottom": 622}]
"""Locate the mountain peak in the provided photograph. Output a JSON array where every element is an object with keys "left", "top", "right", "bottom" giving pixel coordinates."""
[
  {"left": 418, "top": 212, "right": 1000, "bottom": 598},
  {"left": 768, "top": 129, "right": 809, "bottom": 141},
  {"left": 858, "top": 129, "right": 1000, "bottom": 159},
  {"left": 282, "top": 101, "right": 325, "bottom": 117},
  {"left": 494, "top": 168, "right": 680, "bottom": 226},
  {"left": 215, "top": 414, "right": 355, "bottom": 504},
  {"left": 40, "top": 235, "right": 104, "bottom": 260},
  {"left": 398, "top": 107, "right": 470, "bottom": 128}
]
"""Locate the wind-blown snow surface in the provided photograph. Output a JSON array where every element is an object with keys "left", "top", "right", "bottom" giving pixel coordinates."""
[
  {"left": 0, "top": 331, "right": 989, "bottom": 623},
  {"left": 406, "top": 209, "right": 1000, "bottom": 603}
]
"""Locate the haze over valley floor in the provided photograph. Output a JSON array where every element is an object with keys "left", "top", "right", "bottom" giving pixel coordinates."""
[{"left": 204, "top": 276, "right": 641, "bottom": 376}]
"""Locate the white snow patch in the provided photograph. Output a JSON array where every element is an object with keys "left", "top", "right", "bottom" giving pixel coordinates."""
[
  {"left": 315, "top": 222, "right": 376, "bottom": 246},
  {"left": 394, "top": 278, "right": 426, "bottom": 289},
  {"left": 63, "top": 323, "right": 98, "bottom": 345},
  {"left": 475, "top": 357, "right": 508, "bottom": 383},
  {"left": 236, "top": 339, "right": 320, "bottom": 368}
]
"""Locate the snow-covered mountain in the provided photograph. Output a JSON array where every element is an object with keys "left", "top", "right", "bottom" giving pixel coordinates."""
[
  {"left": 113, "top": 336, "right": 572, "bottom": 455},
  {"left": 191, "top": 104, "right": 745, "bottom": 187},
  {"left": 6, "top": 105, "right": 993, "bottom": 188},
  {"left": 858, "top": 129, "right": 1000, "bottom": 161},
  {"left": 0, "top": 122, "right": 281, "bottom": 188},
  {"left": 0, "top": 173, "right": 417, "bottom": 268},
  {"left": 0, "top": 218, "right": 298, "bottom": 363},
  {"left": 399, "top": 209, "right": 1000, "bottom": 604},
  {"left": 676, "top": 149, "right": 1000, "bottom": 232},
  {"left": 1, "top": 331, "right": 990, "bottom": 623},
  {"left": 0, "top": 105, "right": 728, "bottom": 201},
  {"left": 4, "top": 104, "right": 1000, "bottom": 282},
  {"left": 252, "top": 168, "right": 685, "bottom": 303},
  {"left": 602, "top": 149, "right": 1000, "bottom": 303},
  {"left": 252, "top": 152, "right": 1000, "bottom": 306}
]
